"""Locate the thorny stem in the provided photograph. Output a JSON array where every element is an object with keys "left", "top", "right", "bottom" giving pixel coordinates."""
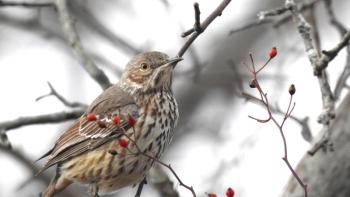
[{"left": 246, "top": 55, "right": 308, "bottom": 197}]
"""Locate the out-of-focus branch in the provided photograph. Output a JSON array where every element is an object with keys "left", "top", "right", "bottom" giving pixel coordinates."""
[
  {"left": 177, "top": 0, "right": 232, "bottom": 57},
  {"left": 55, "top": 0, "right": 111, "bottom": 90},
  {"left": 36, "top": 82, "right": 87, "bottom": 108},
  {"left": 149, "top": 164, "right": 179, "bottom": 197},
  {"left": 0, "top": 108, "right": 85, "bottom": 132},
  {"left": 0, "top": 0, "right": 53, "bottom": 7},
  {"left": 69, "top": 1, "right": 142, "bottom": 55},
  {"left": 0, "top": 143, "right": 50, "bottom": 183},
  {"left": 324, "top": 0, "right": 350, "bottom": 101},
  {"left": 324, "top": 0, "right": 347, "bottom": 35},
  {"left": 0, "top": 144, "right": 78, "bottom": 197},
  {"left": 228, "top": 0, "right": 321, "bottom": 35}
]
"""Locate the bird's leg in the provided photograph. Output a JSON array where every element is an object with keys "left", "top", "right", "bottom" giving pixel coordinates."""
[
  {"left": 89, "top": 183, "right": 99, "bottom": 197},
  {"left": 134, "top": 177, "right": 147, "bottom": 197}
]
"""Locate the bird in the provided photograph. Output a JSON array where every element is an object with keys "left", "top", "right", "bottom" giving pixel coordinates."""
[{"left": 37, "top": 51, "right": 183, "bottom": 197}]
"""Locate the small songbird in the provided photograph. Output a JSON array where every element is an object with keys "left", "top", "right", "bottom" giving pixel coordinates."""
[{"left": 38, "top": 51, "right": 183, "bottom": 197}]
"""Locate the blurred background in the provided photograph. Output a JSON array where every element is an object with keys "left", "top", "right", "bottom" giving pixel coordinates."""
[{"left": 1, "top": 0, "right": 350, "bottom": 196}]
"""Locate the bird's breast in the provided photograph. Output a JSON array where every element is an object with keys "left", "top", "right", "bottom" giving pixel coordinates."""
[{"left": 134, "top": 90, "right": 178, "bottom": 157}]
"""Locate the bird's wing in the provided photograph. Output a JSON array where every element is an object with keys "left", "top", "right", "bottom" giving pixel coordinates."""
[{"left": 37, "top": 85, "right": 139, "bottom": 173}]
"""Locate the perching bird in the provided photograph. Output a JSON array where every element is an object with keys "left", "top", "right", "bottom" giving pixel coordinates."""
[{"left": 38, "top": 51, "right": 183, "bottom": 197}]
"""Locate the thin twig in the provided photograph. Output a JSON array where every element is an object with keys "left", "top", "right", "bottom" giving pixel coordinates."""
[
  {"left": 241, "top": 92, "right": 313, "bottom": 142},
  {"left": 55, "top": 0, "right": 111, "bottom": 90},
  {"left": 244, "top": 53, "right": 308, "bottom": 197},
  {"left": 36, "top": 82, "right": 87, "bottom": 108},
  {"left": 177, "top": 0, "right": 232, "bottom": 57}
]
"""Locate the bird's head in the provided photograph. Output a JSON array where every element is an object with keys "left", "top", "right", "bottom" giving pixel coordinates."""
[{"left": 119, "top": 51, "right": 183, "bottom": 94}]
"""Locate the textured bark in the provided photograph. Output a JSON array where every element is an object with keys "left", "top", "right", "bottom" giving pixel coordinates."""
[{"left": 282, "top": 93, "right": 350, "bottom": 197}]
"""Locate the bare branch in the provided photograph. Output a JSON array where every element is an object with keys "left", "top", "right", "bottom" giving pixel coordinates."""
[
  {"left": 177, "top": 0, "right": 232, "bottom": 57},
  {"left": 286, "top": 0, "right": 335, "bottom": 125},
  {"left": 323, "top": 0, "right": 350, "bottom": 101},
  {"left": 0, "top": 144, "right": 78, "bottom": 197},
  {"left": 36, "top": 82, "right": 87, "bottom": 108},
  {"left": 69, "top": 1, "right": 142, "bottom": 55},
  {"left": 228, "top": 19, "right": 272, "bottom": 35},
  {"left": 228, "top": 0, "right": 321, "bottom": 35},
  {"left": 0, "top": 143, "right": 50, "bottom": 183},
  {"left": 273, "top": 0, "right": 321, "bottom": 28},
  {"left": 324, "top": 0, "right": 347, "bottom": 35},
  {"left": 315, "top": 30, "right": 350, "bottom": 73},
  {"left": 0, "top": 0, "right": 53, "bottom": 7},
  {"left": 0, "top": 108, "right": 85, "bottom": 132},
  {"left": 55, "top": 0, "right": 112, "bottom": 90}
]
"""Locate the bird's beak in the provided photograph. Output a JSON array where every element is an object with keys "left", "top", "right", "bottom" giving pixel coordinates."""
[{"left": 166, "top": 56, "right": 183, "bottom": 67}]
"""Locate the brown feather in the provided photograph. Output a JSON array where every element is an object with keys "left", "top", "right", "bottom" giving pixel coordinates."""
[{"left": 37, "top": 85, "right": 139, "bottom": 174}]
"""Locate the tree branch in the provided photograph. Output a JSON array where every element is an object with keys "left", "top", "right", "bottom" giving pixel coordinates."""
[
  {"left": 0, "top": 0, "right": 53, "bottom": 7},
  {"left": 55, "top": 0, "right": 112, "bottom": 90},
  {"left": 36, "top": 82, "right": 87, "bottom": 108},
  {"left": 286, "top": 0, "right": 335, "bottom": 125},
  {"left": 228, "top": 0, "right": 322, "bottom": 35},
  {"left": 0, "top": 108, "right": 85, "bottom": 132}
]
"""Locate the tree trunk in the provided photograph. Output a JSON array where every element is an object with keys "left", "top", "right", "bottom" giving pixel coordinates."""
[{"left": 282, "top": 93, "right": 350, "bottom": 197}]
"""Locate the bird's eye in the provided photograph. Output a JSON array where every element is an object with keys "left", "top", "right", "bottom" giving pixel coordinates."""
[{"left": 140, "top": 63, "right": 150, "bottom": 71}]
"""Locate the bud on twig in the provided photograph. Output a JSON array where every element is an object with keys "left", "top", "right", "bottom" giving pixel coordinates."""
[
  {"left": 269, "top": 47, "right": 277, "bottom": 59},
  {"left": 289, "top": 84, "right": 296, "bottom": 95}
]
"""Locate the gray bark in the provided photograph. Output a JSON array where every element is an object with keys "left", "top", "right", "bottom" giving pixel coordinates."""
[{"left": 282, "top": 93, "right": 350, "bottom": 197}]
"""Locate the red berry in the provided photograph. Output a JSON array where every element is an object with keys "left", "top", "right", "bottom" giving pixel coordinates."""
[
  {"left": 86, "top": 113, "right": 97, "bottom": 121},
  {"left": 111, "top": 115, "right": 120, "bottom": 125},
  {"left": 127, "top": 117, "right": 136, "bottom": 127},
  {"left": 226, "top": 187, "right": 235, "bottom": 197},
  {"left": 118, "top": 138, "right": 128, "bottom": 148},
  {"left": 207, "top": 193, "right": 217, "bottom": 197},
  {"left": 269, "top": 47, "right": 277, "bottom": 58}
]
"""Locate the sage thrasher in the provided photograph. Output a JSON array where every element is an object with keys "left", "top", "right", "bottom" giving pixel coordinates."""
[{"left": 38, "top": 51, "right": 183, "bottom": 197}]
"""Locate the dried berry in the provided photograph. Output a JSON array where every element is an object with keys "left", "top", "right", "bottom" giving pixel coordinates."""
[
  {"left": 269, "top": 47, "right": 277, "bottom": 58},
  {"left": 249, "top": 79, "right": 256, "bottom": 88},
  {"left": 289, "top": 84, "right": 296, "bottom": 95},
  {"left": 207, "top": 193, "right": 217, "bottom": 197}
]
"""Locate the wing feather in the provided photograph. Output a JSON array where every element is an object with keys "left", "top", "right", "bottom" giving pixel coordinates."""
[{"left": 37, "top": 85, "right": 139, "bottom": 174}]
